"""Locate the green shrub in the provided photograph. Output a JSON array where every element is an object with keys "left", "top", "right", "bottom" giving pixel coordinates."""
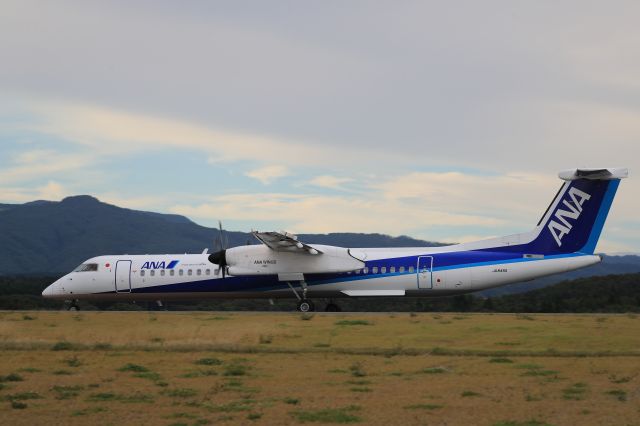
[
  {"left": 290, "top": 406, "right": 361, "bottom": 423},
  {"left": 349, "top": 362, "right": 366, "bottom": 377},
  {"left": 404, "top": 404, "right": 443, "bottom": 410},
  {"left": 195, "top": 357, "right": 222, "bottom": 366},
  {"left": 335, "top": 320, "right": 371, "bottom": 326},
  {"left": 118, "top": 363, "right": 149, "bottom": 373},
  {"left": 489, "top": 357, "right": 513, "bottom": 363},
  {"left": 65, "top": 356, "right": 82, "bottom": 367},
  {"left": 87, "top": 392, "right": 153, "bottom": 403},
  {"left": 4, "top": 392, "right": 42, "bottom": 401},
  {"left": 223, "top": 364, "right": 247, "bottom": 377},
  {"left": 163, "top": 388, "right": 198, "bottom": 398},
  {"left": 0, "top": 373, "right": 23, "bottom": 382},
  {"left": 562, "top": 383, "right": 588, "bottom": 400},
  {"left": 605, "top": 389, "right": 627, "bottom": 401},
  {"left": 52, "top": 385, "right": 84, "bottom": 400},
  {"left": 93, "top": 343, "right": 113, "bottom": 350},
  {"left": 51, "top": 341, "right": 74, "bottom": 351},
  {"left": 420, "top": 367, "right": 448, "bottom": 374}
]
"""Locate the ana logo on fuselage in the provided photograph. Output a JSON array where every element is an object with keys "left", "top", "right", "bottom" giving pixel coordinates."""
[
  {"left": 141, "top": 260, "right": 179, "bottom": 270},
  {"left": 547, "top": 187, "right": 591, "bottom": 246}
]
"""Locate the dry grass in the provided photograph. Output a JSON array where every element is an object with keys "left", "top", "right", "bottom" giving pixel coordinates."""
[{"left": 0, "top": 311, "right": 638, "bottom": 425}]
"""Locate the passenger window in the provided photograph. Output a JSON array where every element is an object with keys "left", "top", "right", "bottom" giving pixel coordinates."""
[
  {"left": 140, "top": 270, "right": 145, "bottom": 277},
  {"left": 355, "top": 269, "right": 360, "bottom": 274},
  {"left": 399, "top": 266, "right": 405, "bottom": 273},
  {"left": 150, "top": 270, "right": 155, "bottom": 277},
  {"left": 409, "top": 266, "right": 415, "bottom": 273},
  {"left": 179, "top": 269, "right": 184, "bottom": 276},
  {"left": 390, "top": 267, "right": 395, "bottom": 273},
  {"left": 197, "top": 269, "right": 201, "bottom": 276},
  {"left": 372, "top": 267, "right": 379, "bottom": 274},
  {"left": 170, "top": 270, "right": 175, "bottom": 276},
  {"left": 188, "top": 269, "right": 193, "bottom": 276},
  {"left": 363, "top": 267, "right": 369, "bottom": 274},
  {"left": 381, "top": 267, "right": 387, "bottom": 274},
  {"left": 205, "top": 269, "right": 210, "bottom": 275},
  {"left": 160, "top": 270, "right": 165, "bottom": 276}
]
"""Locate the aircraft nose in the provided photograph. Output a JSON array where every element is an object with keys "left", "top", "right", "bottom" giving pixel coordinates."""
[{"left": 42, "top": 280, "right": 62, "bottom": 298}]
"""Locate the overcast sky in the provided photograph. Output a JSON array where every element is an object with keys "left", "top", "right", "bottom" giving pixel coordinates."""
[{"left": 0, "top": 1, "right": 638, "bottom": 252}]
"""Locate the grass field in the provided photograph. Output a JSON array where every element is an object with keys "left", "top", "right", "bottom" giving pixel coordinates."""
[{"left": 1, "top": 311, "right": 639, "bottom": 425}]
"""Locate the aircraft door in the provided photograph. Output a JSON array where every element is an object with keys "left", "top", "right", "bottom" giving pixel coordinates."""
[
  {"left": 115, "top": 260, "right": 132, "bottom": 293},
  {"left": 417, "top": 256, "right": 433, "bottom": 289}
]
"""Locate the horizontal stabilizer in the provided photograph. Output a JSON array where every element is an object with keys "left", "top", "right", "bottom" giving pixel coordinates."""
[{"left": 559, "top": 168, "right": 628, "bottom": 181}]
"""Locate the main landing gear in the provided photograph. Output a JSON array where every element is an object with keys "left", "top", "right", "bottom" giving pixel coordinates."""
[{"left": 324, "top": 302, "right": 341, "bottom": 312}]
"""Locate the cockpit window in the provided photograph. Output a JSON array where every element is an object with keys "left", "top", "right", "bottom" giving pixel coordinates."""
[{"left": 73, "top": 263, "right": 98, "bottom": 272}]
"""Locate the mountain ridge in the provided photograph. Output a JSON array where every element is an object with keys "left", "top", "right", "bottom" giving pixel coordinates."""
[{"left": 0, "top": 196, "right": 443, "bottom": 275}]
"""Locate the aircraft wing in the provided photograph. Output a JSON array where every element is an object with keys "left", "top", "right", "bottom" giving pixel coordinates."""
[{"left": 252, "top": 231, "right": 322, "bottom": 254}]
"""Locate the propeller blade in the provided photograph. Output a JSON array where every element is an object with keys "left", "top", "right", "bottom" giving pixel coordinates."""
[
  {"left": 210, "top": 221, "right": 229, "bottom": 279},
  {"left": 218, "top": 220, "right": 228, "bottom": 250}
]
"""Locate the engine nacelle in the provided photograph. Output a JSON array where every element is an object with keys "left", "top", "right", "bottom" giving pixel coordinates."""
[{"left": 225, "top": 244, "right": 364, "bottom": 276}]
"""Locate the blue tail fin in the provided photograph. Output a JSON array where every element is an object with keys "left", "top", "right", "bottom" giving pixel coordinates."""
[{"left": 525, "top": 168, "right": 627, "bottom": 255}]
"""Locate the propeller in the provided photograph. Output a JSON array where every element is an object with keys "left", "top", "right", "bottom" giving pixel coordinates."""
[{"left": 208, "top": 220, "right": 228, "bottom": 278}]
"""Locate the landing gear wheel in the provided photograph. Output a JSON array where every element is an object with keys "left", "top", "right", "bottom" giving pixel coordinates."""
[
  {"left": 67, "top": 300, "right": 79, "bottom": 311},
  {"left": 297, "top": 299, "right": 315, "bottom": 312},
  {"left": 324, "top": 303, "right": 341, "bottom": 312}
]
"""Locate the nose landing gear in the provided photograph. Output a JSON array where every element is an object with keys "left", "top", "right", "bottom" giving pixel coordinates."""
[
  {"left": 296, "top": 299, "right": 315, "bottom": 312},
  {"left": 66, "top": 300, "right": 80, "bottom": 311},
  {"left": 286, "top": 279, "right": 316, "bottom": 312}
]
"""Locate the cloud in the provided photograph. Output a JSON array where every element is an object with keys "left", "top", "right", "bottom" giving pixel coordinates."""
[
  {"left": 376, "top": 171, "right": 559, "bottom": 220},
  {"left": 308, "top": 175, "right": 353, "bottom": 190},
  {"left": 20, "top": 99, "right": 396, "bottom": 168},
  {"left": 38, "top": 181, "right": 66, "bottom": 200},
  {"left": 171, "top": 191, "right": 499, "bottom": 241},
  {"left": 0, "top": 180, "right": 69, "bottom": 202},
  {"left": 245, "top": 165, "right": 289, "bottom": 185},
  {"left": 0, "top": 149, "right": 95, "bottom": 184}
]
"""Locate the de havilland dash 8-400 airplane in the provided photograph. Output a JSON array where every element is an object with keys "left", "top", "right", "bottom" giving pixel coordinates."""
[{"left": 43, "top": 168, "right": 628, "bottom": 312}]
